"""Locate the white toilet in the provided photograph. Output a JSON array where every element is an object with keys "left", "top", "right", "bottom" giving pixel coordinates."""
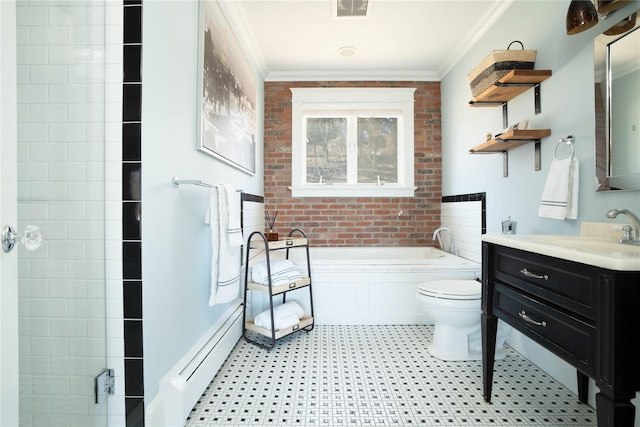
[{"left": 417, "top": 279, "right": 511, "bottom": 361}]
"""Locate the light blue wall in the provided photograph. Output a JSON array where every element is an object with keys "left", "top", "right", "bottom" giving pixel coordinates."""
[
  {"left": 442, "top": 1, "right": 640, "bottom": 419},
  {"left": 141, "top": 0, "right": 264, "bottom": 401},
  {"left": 442, "top": 0, "right": 640, "bottom": 236}
]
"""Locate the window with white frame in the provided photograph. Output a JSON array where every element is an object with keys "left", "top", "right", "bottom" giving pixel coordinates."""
[{"left": 290, "top": 87, "right": 416, "bottom": 197}]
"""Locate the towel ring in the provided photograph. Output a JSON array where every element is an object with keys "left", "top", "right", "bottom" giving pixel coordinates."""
[{"left": 554, "top": 135, "right": 575, "bottom": 160}]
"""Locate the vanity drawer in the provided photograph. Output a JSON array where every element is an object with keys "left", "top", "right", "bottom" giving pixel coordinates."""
[
  {"left": 494, "top": 283, "right": 596, "bottom": 376},
  {"left": 493, "top": 246, "right": 597, "bottom": 319}
]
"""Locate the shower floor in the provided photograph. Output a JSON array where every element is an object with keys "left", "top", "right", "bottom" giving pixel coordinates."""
[{"left": 186, "top": 325, "right": 596, "bottom": 426}]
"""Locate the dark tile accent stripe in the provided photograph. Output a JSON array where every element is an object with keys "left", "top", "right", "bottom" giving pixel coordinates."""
[
  {"left": 241, "top": 193, "right": 264, "bottom": 203},
  {"left": 123, "top": 123, "right": 141, "bottom": 161},
  {"left": 122, "top": 2, "right": 144, "bottom": 426},
  {"left": 123, "top": 84, "right": 142, "bottom": 122},
  {"left": 123, "top": 5, "right": 142, "bottom": 44},
  {"left": 124, "top": 319, "right": 144, "bottom": 358},
  {"left": 123, "top": 45, "right": 142, "bottom": 83},
  {"left": 123, "top": 281, "right": 143, "bottom": 319},
  {"left": 240, "top": 193, "right": 264, "bottom": 261},
  {"left": 123, "top": 202, "right": 141, "bottom": 240},
  {"left": 442, "top": 192, "right": 486, "bottom": 203},
  {"left": 123, "top": 242, "right": 142, "bottom": 279},
  {"left": 122, "top": 163, "right": 141, "bottom": 200},
  {"left": 124, "top": 358, "right": 145, "bottom": 396},
  {"left": 125, "top": 398, "right": 145, "bottom": 427},
  {"left": 442, "top": 192, "right": 487, "bottom": 234}
]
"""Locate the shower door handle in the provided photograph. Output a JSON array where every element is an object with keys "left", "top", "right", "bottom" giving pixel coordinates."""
[{"left": 2, "top": 224, "right": 42, "bottom": 253}]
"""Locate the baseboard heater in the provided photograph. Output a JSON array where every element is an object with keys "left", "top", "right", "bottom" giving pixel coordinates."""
[{"left": 158, "top": 301, "right": 243, "bottom": 426}]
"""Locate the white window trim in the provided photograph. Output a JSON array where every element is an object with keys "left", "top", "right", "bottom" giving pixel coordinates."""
[{"left": 290, "top": 87, "right": 416, "bottom": 198}]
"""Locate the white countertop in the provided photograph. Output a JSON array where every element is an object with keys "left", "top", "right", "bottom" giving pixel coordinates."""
[{"left": 482, "top": 233, "right": 640, "bottom": 271}]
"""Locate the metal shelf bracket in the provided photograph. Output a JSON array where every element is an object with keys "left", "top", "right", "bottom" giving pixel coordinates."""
[{"left": 492, "top": 138, "right": 542, "bottom": 177}]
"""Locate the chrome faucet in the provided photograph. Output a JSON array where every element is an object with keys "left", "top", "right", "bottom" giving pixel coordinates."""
[
  {"left": 606, "top": 208, "right": 640, "bottom": 246},
  {"left": 433, "top": 227, "right": 456, "bottom": 255}
]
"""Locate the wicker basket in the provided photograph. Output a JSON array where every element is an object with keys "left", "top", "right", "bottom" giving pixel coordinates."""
[{"left": 468, "top": 41, "right": 537, "bottom": 97}]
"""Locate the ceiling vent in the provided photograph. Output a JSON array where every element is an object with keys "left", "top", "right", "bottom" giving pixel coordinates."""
[{"left": 335, "top": 0, "right": 370, "bottom": 18}]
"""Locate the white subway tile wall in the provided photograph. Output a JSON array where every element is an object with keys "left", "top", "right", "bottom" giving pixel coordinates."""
[
  {"left": 16, "top": 1, "right": 124, "bottom": 426},
  {"left": 441, "top": 199, "right": 483, "bottom": 263},
  {"left": 105, "top": 0, "right": 126, "bottom": 424}
]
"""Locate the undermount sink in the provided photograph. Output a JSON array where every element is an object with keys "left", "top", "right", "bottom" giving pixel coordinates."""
[
  {"left": 522, "top": 235, "right": 640, "bottom": 254},
  {"left": 482, "top": 223, "right": 640, "bottom": 271}
]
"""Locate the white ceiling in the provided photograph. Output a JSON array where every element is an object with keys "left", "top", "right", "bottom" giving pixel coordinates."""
[{"left": 222, "top": 0, "right": 514, "bottom": 81}]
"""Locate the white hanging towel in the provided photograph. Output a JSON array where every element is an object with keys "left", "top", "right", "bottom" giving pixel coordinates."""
[
  {"left": 220, "top": 182, "right": 244, "bottom": 247},
  {"left": 538, "top": 158, "right": 579, "bottom": 220},
  {"left": 205, "top": 184, "right": 241, "bottom": 306}
]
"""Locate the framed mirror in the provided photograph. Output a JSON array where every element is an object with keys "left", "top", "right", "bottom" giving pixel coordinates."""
[{"left": 594, "top": 10, "right": 640, "bottom": 191}]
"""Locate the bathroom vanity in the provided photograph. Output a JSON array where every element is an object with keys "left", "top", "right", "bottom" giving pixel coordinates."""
[{"left": 481, "top": 233, "right": 640, "bottom": 427}]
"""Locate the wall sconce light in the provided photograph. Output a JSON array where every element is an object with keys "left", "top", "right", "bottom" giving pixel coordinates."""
[{"left": 566, "top": 0, "right": 599, "bottom": 35}]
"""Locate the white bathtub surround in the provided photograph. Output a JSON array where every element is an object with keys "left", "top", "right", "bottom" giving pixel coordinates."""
[
  {"left": 185, "top": 325, "right": 596, "bottom": 426},
  {"left": 281, "top": 247, "right": 481, "bottom": 325},
  {"left": 441, "top": 200, "right": 483, "bottom": 264}
]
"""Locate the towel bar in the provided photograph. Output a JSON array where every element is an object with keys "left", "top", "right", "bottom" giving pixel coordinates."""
[{"left": 172, "top": 176, "right": 242, "bottom": 191}]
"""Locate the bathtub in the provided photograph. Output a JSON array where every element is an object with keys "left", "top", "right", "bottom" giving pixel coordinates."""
[{"left": 281, "top": 246, "right": 481, "bottom": 325}]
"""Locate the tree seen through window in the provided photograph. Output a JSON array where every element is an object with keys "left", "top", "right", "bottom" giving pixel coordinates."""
[{"left": 305, "top": 116, "right": 398, "bottom": 184}]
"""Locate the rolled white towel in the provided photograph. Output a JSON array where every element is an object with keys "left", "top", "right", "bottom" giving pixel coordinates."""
[
  {"left": 254, "top": 313, "right": 300, "bottom": 331},
  {"left": 253, "top": 301, "right": 304, "bottom": 330},
  {"left": 251, "top": 259, "right": 302, "bottom": 286}
]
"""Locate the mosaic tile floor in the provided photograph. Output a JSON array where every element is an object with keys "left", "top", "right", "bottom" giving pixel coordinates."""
[{"left": 186, "top": 325, "right": 596, "bottom": 426}]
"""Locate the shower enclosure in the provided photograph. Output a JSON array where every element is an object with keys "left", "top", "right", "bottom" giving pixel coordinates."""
[{"left": 6, "top": 0, "right": 122, "bottom": 425}]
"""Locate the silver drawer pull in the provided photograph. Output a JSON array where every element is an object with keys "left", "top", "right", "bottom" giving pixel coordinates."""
[
  {"left": 520, "top": 268, "right": 549, "bottom": 280},
  {"left": 519, "top": 310, "right": 547, "bottom": 327}
]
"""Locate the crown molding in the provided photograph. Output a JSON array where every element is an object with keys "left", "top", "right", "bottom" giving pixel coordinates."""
[
  {"left": 265, "top": 69, "right": 439, "bottom": 82},
  {"left": 217, "top": 0, "right": 269, "bottom": 80},
  {"left": 436, "top": 0, "right": 514, "bottom": 79}
]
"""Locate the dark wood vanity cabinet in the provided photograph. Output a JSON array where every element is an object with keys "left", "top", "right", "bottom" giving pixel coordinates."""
[{"left": 481, "top": 242, "right": 640, "bottom": 427}]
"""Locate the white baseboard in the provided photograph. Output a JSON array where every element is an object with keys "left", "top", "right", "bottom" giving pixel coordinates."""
[{"left": 146, "top": 301, "right": 243, "bottom": 427}]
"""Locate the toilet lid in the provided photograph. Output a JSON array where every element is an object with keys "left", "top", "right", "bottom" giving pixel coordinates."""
[{"left": 418, "top": 279, "right": 481, "bottom": 300}]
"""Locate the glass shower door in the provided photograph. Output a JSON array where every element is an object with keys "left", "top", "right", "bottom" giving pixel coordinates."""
[{"left": 16, "top": 0, "right": 111, "bottom": 425}]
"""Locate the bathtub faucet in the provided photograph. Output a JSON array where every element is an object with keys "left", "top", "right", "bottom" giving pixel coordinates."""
[{"left": 433, "top": 227, "right": 456, "bottom": 255}]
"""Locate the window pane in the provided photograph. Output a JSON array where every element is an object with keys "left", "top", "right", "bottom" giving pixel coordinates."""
[
  {"left": 306, "top": 117, "right": 347, "bottom": 183},
  {"left": 357, "top": 117, "right": 398, "bottom": 184}
]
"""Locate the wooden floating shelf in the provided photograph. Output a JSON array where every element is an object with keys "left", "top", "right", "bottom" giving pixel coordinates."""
[
  {"left": 249, "top": 236, "right": 308, "bottom": 250},
  {"left": 469, "top": 70, "right": 552, "bottom": 105},
  {"left": 469, "top": 129, "right": 552, "bottom": 153},
  {"left": 245, "top": 316, "right": 314, "bottom": 340},
  {"left": 469, "top": 129, "right": 551, "bottom": 177},
  {"left": 247, "top": 277, "right": 311, "bottom": 295}
]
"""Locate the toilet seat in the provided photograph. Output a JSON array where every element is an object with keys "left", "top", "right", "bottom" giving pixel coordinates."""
[{"left": 418, "top": 279, "right": 480, "bottom": 300}]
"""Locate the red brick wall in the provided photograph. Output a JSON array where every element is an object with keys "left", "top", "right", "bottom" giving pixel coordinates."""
[{"left": 264, "top": 81, "right": 442, "bottom": 247}]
